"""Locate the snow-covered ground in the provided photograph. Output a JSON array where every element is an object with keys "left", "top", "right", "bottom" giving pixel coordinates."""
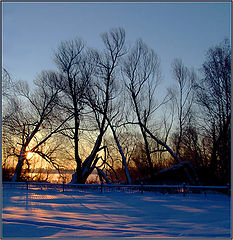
[{"left": 2, "top": 187, "right": 231, "bottom": 239}]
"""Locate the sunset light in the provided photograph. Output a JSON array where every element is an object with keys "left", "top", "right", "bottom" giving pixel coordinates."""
[
  {"left": 2, "top": 2, "right": 230, "bottom": 239},
  {"left": 26, "top": 151, "right": 34, "bottom": 159}
]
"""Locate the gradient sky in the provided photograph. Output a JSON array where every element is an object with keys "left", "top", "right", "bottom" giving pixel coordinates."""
[{"left": 2, "top": 2, "right": 231, "bottom": 90}]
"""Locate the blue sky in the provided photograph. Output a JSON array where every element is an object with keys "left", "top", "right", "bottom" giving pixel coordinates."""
[{"left": 2, "top": 2, "right": 231, "bottom": 90}]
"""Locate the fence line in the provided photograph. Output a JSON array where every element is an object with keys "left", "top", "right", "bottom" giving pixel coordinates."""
[{"left": 2, "top": 181, "right": 230, "bottom": 195}]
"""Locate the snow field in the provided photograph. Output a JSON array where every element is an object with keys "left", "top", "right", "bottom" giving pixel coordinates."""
[{"left": 2, "top": 187, "right": 231, "bottom": 238}]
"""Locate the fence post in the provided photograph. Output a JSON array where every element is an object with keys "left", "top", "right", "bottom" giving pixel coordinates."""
[
  {"left": 227, "top": 184, "right": 230, "bottom": 196},
  {"left": 183, "top": 183, "right": 186, "bottom": 196},
  {"left": 140, "top": 182, "right": 144, "bottom": 194},
  {"left": 204, "top": 189, "right": 207, "bottom": 198},
  {"left": 63, "top": 181, "right": 65, "bottom": 192},
  {"left": 26, "top": 180, "right": 28, "bottom": 190},
  {"left": 101, "top": 182, "right": 103, "bottom": 193}
]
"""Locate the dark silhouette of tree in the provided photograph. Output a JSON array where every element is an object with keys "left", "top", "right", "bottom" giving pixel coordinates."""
[
  {"left": 3, "top": 29, "right": 229, "bottom": 186},
  {"left": 61, "top": 28, "right": 127, "bottom": 183},
  {"left": 195, "top": 39, "right": 231, "bottom": 184},
  {"left": 4, "top": 71, "right": 67, "bottom": 181},
  {"left": 122, "top": 39, "right": 161, "bottom": 177},
  {"left": 139, "top": 122, "right": 199, "bottom": 185},
  {"left": 171, "top": 58, "right": 196, "bottom": 157},
  {"left": 2, "top": 69, "right": 18, "bottom": 178},
  {"left": 54, "top": 38, "right": 88, "bottom": 183}
]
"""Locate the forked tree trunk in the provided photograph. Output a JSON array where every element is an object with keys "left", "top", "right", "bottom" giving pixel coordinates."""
[
  {"left": 11, "top": 120, "right": 42, "bottom": 182},
  {"left": 70, "top": 132, "right": 105, "bottom": 184}
]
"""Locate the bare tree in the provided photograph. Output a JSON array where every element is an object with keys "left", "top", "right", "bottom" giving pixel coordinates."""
[
  {"left": 153, "top": 100, "right": 175, "bottom": 168},
  {"left": 2, "top": 69, "right": 18, "bottom": 176},
  {"left": 107, "top": 118, "right": 132, "bottom": 184},
  {"left": 54, "top": 38, "right": 88, "bottom": 182},
  {"left": 139, "top": 122, "right": 199, "bottom": 185},
  {"left": 68, "top": 28, "right": 127, "bottom": 183},
  {"left": 171, "top": 58, "right": 195, "bottom": 157},
  {"left": 104, "top": 81, "right": 133, "bottom": 184},
  {"left": 2, "top": 69, "right": 19, "bottom": 125},
  {"left": 5, "top": 71, "right": 67, "bottom": 181},
  {"left": 122, "top": 39, "right": 161, "bottom": 176},
  {"left": 195, "top": 39, "right": 231, "bottom": 184},
  {"left": 2, "top": 68, "right": 14, "bottom": 98}
]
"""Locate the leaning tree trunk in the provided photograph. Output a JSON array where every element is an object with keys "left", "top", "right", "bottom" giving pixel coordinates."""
[
  {"left": 108, "top": 119, "right": 132, "bottom": 184},
  {"left": 139, "top": 122, "right": 200, "bottom": 185},
  {"left": 132, "top": 93, "right": 154, "bottom": 177},
  {"left": 96, "top": 167, "right": 111, "bottom": 184}
]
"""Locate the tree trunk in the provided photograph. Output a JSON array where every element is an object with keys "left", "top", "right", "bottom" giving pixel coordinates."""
[
  {"left": 11, "top": 120, "right": 42, "bottom": 182},
  {"left": 74, "top": 113, "right": 82, "bottom": 183},
  {"left": 139, "top": 122, "right": 200, "bottom": 185},
  {"left": 108, "top": 120, "right": 132, "bottom": 184},
  {"left": 96, "top": 167, "right": 111, "bottom": 184},
  {"left": 132, "top": 93, "right": 154, "bottom": 176},
  {"left": 70, "top": 130, "right": 105, "bottom": 184},
  {"left": 11, "top": 146, "right": 27, "bottom": 182}
]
